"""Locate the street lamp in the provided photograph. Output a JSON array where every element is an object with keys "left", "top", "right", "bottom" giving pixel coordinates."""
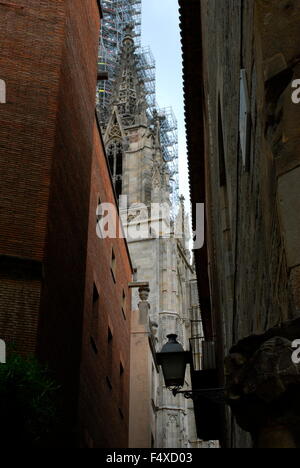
[
  {"left": 156, "top": 334, "right": 224, "bottom": 403},
  {"left": 156, "top": 334, "right": 191, "bottom": 388}
]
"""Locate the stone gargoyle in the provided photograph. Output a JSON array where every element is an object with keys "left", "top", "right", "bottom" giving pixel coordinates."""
[{"left": 225, "top": 318, "right": 300, "bottom": 448}]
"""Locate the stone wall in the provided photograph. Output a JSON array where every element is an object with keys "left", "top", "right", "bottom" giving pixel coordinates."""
[
  {"left": 129, "top": 302, "right": 158, "bottom": 448},
  {"left": 201, "top": 0, "right": 300, "bottom": 447}
]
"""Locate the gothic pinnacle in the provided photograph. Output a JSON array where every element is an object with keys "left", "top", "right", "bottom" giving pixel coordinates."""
[{"left": 123, "top": 24, "right": 135, "bottom": 48}]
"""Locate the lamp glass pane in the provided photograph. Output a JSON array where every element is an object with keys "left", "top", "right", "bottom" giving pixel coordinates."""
[{"left": 160, "top": 352, "right": 186, "bottom": 388}]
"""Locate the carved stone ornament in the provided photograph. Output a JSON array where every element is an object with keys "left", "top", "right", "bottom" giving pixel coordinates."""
[
  {"left": 138, "top": 286, "right": 150, "bottom": 302},
  {"left": 225, "top": 318, "right": 300, "bottom": 448}
]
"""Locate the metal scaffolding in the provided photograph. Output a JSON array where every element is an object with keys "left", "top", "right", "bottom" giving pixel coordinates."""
[
  {"left": 136, "top": 47, "right": 156, "bottom": 109},
  {"left": 98, "top": 0, "right": 179, "bottom": 209},
  {"left": 97, "top": 0, "right": 142, "bottom": 121},
  {"left": 154, "top": 107, "right": 179, "bottom": 207}
]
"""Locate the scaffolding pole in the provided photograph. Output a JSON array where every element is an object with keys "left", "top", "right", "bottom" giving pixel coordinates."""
[{"left": 97, "top": 0, "right": 179, "bottom": 212}]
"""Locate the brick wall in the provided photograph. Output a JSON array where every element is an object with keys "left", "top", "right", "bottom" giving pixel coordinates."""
[
  {"left": 0, "top": 0, "right": 132, "bottom": 448},
  {"left": 0, "top": 258, "right": 41, "bottom": 353},
  {"left": 79, "top": 122, "right": 132, "bottom": 448},
  {"left": 0, "top": 0, "right": 65, "bottom": 261},
  {"left": 0, "top": 0, "right": 66, "bottom": 353},
  {"left": 37, "top": 0, "right": 102, "bottom": 445}
]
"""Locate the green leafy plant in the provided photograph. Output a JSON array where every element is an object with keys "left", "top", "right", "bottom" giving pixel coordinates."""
[{"left": 0, "top": 350, "right": 60, "bottom": 447}]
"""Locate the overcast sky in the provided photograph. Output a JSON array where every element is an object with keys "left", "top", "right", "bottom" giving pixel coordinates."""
[{"left": 141, "top": 0, "right": 190, "bottom": 209}]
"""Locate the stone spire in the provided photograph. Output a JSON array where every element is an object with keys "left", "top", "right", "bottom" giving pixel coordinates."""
[
  {"left": 107, "top": 25, "right": 148, "bottom": 130},
  {"left": 103, "top": 26, "right": 172, "bottom": 209}
]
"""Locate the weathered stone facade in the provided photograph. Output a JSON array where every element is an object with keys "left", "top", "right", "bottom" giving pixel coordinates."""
[
  {"left": 180, "top": 0, "right": 300, "bottom": 448},
  {"left": 129, "top": 287, "right": 158, "bottom": 448},
  {"left": 102, "top": 29, "right": 201, "bottom": 448}
]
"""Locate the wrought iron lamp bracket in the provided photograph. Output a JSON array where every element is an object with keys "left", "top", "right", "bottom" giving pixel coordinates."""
[{"left": 170, "top": 387, "right": 225, "bottom": 404}]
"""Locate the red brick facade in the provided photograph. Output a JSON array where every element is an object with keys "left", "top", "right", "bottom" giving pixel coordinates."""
[
  {"left": 79, "top": 123, "right": 132, "bottom": 448},
  {"left": 0, "top": 0, "right": 66, "bottom": 353},
  {"left": 0, "top": 0, "right": 132, "bottom": 448}
]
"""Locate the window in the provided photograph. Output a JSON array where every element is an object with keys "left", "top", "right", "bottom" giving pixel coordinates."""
[
  {"left": 107, "top": 328, "right": 113, "bottom": 389},
  {"left": 119, "top": 362, "right": 125, "bottom": 415},
  {"left": 96, "top": 196, "right": 101, "bottom": 228},
  {"left": 90, "top": 284, "right": 99, "bottom": 354},
  {"left": 151, "top": 364, "right": 156, "bottom": 409},
  {"left": 111, "top": 249, "right": 116, "bottom": 283},
  {"left": 122, "top": 289, "right": 126, "bottom": 320},
  {"left": 107, "top": 139, "right": 124, "bottom": 201}
]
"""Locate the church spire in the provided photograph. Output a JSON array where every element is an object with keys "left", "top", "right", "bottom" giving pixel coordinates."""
[
  {"left": 108, "top": 24, "right": 148, "bottom": 129},
  {"left": 103, "top": 25, "right": 173, "bottom": 209}
]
